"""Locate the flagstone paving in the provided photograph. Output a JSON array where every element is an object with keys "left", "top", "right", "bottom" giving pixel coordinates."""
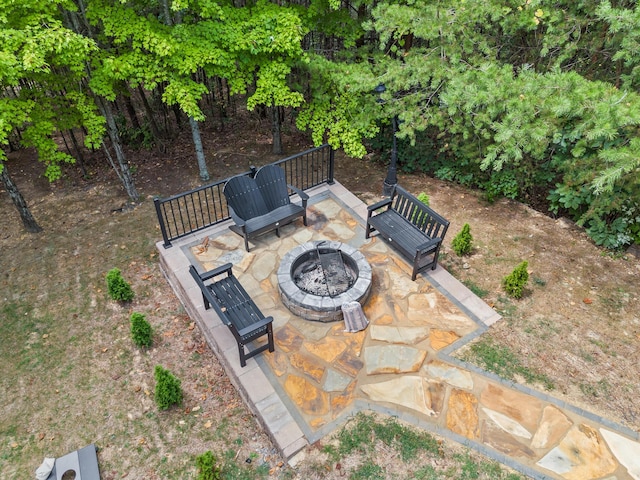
[{"left": 158, "top": 182, "right": 640, "bottom": 479}]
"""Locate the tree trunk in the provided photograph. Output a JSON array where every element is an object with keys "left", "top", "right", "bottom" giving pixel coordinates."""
[
  {"left": 137, "top": 85, "right": 164, "bottom": 142},
  {"left": 215, "top": 77, "right": 228, "bottom": 130},
  {"left": 95, "top": 96, "right": 140, "bottom": 202},
  {"left": 160, "top": 0, "right": 174, "bottom": 26},
  {"left": 1, "top": 163, "right": 42, "bottom": 233},
  {"left": 189, "top": 116, "right": 209, "bottom": 181},
  {"left": 271, "top": 106, "right": 283, "bottom": 154},
  {"left": 122, "top": 93, "right": 142, "bottom": 132}
]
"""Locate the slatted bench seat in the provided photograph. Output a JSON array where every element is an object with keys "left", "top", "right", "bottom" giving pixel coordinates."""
[
  {"left": 189, "top": 263, "right": 274, "bottom": 367},
  {"left": 366, "top": 185, "right": 450, "bottom": 280},
  {"left": 223, "top": 164, "right": 308, "bottom": 251}
]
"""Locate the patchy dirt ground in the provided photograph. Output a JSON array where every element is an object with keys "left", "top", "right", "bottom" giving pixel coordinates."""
[{"left": 1, "top": 112, "right": 639, "bottom": 478}]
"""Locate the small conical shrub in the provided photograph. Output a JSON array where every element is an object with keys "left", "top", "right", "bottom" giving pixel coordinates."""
[
  {"left": 130, "top": 312, "right": 153, "bottom": 348},
  {"left": 196, "top": 451, "right": 222, "bottom": 480},
  {"left": 154, "top": 365, "right": 183, "bottom": 410},
  {"left": 411, "top": 191, "right": 431, "bottom": 224},
  {"left": 106, "top": 268, "right": 134, "bottom": 302},
  {"left": 502, "top": 261, "right": 529, "bottom": 299},
  {"left": 416, "top": 192, "right": 430, "bottom": 206},
  {"left": 451, "top": 223, "right": 473, "bottom": 256}
]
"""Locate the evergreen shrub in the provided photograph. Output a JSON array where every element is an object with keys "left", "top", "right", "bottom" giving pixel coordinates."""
[
  {"left": 451, "top": 223, "right": 473, "bottom": 256},
  {"left": 106, "top": 268, "right": 134, "bottom": 302},
  {"left": 502, "top": 261, "right": 529, "bottom": 299},
  {"left": 196, "top": 451, "right": 222, "bottom": 480},
  {"left": 416, "top": 191, "right": 430, "bottom": 206},
  {"left": 411, "top": 191, "right": 431, "bottom": 224},
  {"left": 154, "top": 365, "right": 183, "bottom": 410},
  {"left": 130, "top": 312, "right": 152, "bottom": 348}
]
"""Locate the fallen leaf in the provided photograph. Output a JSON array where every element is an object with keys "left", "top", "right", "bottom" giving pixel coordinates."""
[
  {"left": 204, "top": 421, "right": 212, "bottom": 428},
  {"left": 192, "top": 405, "right": 201, "bottom": 412},
  {"left": 583, "top": 298, "right": 593, "bottom": 304}
]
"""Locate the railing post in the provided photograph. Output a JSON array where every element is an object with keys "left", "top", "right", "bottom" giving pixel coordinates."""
[
  {"left": 327, "top": 146, "right": 335, "bottom": 184},
  {"left": 154, "top": 197, "right": 173, "bottom": 248}
]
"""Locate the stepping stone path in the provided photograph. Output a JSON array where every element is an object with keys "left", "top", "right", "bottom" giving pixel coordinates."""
[{"left": 160, "top": 184, "right": 640, "bottom": 479}]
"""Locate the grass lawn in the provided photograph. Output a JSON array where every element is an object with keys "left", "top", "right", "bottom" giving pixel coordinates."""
[{"left": 1, "top": 184, "right": 525, "bottom": 479}]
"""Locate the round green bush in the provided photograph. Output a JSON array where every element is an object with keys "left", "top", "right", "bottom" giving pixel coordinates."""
[
  {"left": 106, "top": 268, "right": 134, "bottom": 302},
  {"left": 196, "top": 451, "right": 222, "bottom": 480},
  {"left": 416, "top": 192, "right": 430, "bottom": 206},
  {"left": 130, "top": 312, "right": 152, "bottom": 348}
]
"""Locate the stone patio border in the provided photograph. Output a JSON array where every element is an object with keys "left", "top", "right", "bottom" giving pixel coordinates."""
[{"left": 157, "top": 181, "right": 640, "bottom": 480}]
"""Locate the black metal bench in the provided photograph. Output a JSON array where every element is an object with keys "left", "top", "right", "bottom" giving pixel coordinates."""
[
  {"left": 223, "top": 164, "right": 308, "bottom": 251},
  {"left": 366, "top": 185, "right": 450, "bottom": 280},
  {"left": 189, "top": 263, "right": 274, "bottom": 367}
]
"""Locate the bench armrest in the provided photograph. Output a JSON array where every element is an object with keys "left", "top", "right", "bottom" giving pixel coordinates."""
[
  {"left": 237, "top": 316, "right": 273, "bottom": 337},
  {"left": 288, "top": 184, "right": 309, "bottom": 202},
  {"left": 367, "top": 197, "right": 392, "bottom": 212},
  {"left": 199, "top": 263, "right": 234, "bottom": 281},
  {"left": 416, "top": 237, "right": 442, "bottom": 253},
  {"left": 228, "top": 205, "right": 247, "bottom": 228}
]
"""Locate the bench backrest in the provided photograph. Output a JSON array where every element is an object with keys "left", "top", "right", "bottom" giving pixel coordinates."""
[
  {"left": 189, "top": 264, "right": 264, "bottom": 332},
  {"left": 189, "top": 265, "right": 230, "bottom": 326},
  {"left": 223, "top": 174, "right": 270, "bottom": 221},
  {"left": 391, "top": 185, "right": 450, "bottom": 239},
  {"left": 255, "top": 164, "right": 291, "bottom": 211}
]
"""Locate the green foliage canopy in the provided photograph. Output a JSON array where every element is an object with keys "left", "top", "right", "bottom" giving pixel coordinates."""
[
  {"left": 0, "top": 0, "right": 104, "bottom": 177},
  {"left": 87, "top": 0, "right": 307, "bottom": 120}
]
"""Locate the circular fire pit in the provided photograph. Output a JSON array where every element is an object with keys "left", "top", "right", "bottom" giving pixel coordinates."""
[{"left": 277, "top": 241, "right": 372, "bottom": 322}]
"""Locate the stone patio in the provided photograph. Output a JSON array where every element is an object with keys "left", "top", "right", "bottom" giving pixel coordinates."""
[{"left": 157, "top": 181, "right": 640, "bottom": 480}]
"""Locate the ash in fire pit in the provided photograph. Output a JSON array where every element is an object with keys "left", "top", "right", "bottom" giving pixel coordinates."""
[
  {"left": 278, "top": 241, "right": 372, "bottom": 322},
  {"left": 293, "top": 241, "right": 355, "bottom": 297}
]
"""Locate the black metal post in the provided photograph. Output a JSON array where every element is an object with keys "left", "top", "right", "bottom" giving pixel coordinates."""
[
  {"left": 382, "top": 115, "right": 398, "bottom": 196},
  {"left": 154, "top": 197, "right": 173, "bottom": 248},
  {"left": 327, "top": 147, "right": 335, "bottom": 184},
  {"left": 374, "top": 83, "right": 399, "bottom": 196}
]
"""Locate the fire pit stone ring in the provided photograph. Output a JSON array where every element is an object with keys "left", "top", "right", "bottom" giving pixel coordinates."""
[{"left": 277, "top": 241, "right": 372, "bottom": 322}]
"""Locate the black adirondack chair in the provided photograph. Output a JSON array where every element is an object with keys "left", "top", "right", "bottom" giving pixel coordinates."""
[{"left": 223, "top": 165, "right": 308, "bottom": 251}]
